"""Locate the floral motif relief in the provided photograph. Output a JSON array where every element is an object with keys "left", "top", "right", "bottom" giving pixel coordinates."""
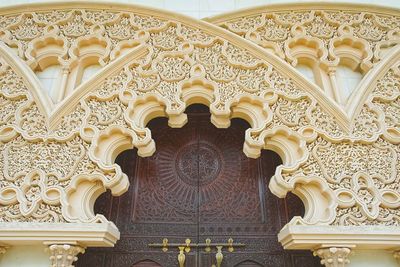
[
  {"left": 305, "top": 14, "right": 337, "bottom": 39},
  {"left": 3, "top": 137, "right": 85, "bottom": 181},
  {"left": 52, "top": 104, "right": 86, "bottom": 139},
  {"left": 354, "top": 15, "right": 386, "bottom": 42},
  {"left": 369, "top": 67, "right": 400, "bottom": 136},
  {"left": 219, "top": 9, "right": 400, "bottom": 64},
  {"left": 155, "top": 56, "right": 191, "bottom": 82},
  {"left": 273, "top": 97, "right": 310, "bottom": 127},
  {"left": 0, "top": 95, "right": 27, "bottom": 127},
  {"left": 372, "top": 69, "right": 400, "bottom": 98},
  {"left": 0, "top": 66, "right": 29, "bottom": 97},
  {"left": 84, "top": 97, "right": 128, "bottom": 130},
  {"left": 351, "top": 105, "right": 381, "bottom": 140},
  {"left": 236, "top": 66, "right": 271, "bottom": 93},
  {"left": 312, "top": 140, "right": 396, "bottom": 184},
  {"left": 373, "top": 97, "right": 400, "bottom": 130},
  {"left": 0, "top": 135, "right": 119, "bottom": 222},
  {"left": 268, "top": 70, "right": 306, "bottom": 98},
  {"left": 0, "top": 5, "right": 398, "bottom": 227},
  {"left": 258, "top": 17, "right": 289, "bottom": 42},
  {"left": 309, "top": 105, "right": 344, "bottom": 138},
  {"left": 282, "top": 137, "right": 400, "bottom": 225},
  {"left": 92, "top": 70, "right": 130, "bottom": 98},
  {"left": 19, "top": 102, "right": 48, "bottom": 138}
]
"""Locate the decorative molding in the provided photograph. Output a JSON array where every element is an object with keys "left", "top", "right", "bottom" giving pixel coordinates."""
[
  {"left": 313, "top": 247, "right": 351, "bottom": 267},
  {"left": 207, "top": 3, "right": 400, "bottom": 113},
  {"left": 0, "top": 222, "right": 119, "bottom": 247},
  {"left": 0, "top": 0, "right": 397, "bottom": 254},
  {"left": 279, "top": 223, "right": 400, "bottom": 250},
  {"left": 48, "top": 244, "right": 85, "bottom": 267}
]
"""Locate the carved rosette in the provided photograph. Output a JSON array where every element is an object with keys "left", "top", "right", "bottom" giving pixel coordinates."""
[
  {"left": 313, "top": 247, "right": 351, "bottom": 267},
  {"left": 48, "top": 244, "right": 85, "bottom": 267}
]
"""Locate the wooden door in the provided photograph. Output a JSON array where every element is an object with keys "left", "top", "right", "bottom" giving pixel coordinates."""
[{"left": 77, "top": 105, "right": 321, "bottom": 267}]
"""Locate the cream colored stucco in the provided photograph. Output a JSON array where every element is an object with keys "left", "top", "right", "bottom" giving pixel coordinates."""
[
  {"left": 0, "top": 246, "right": 48, "bottom": 267},
  {"left": 0, "top": 1, "right": 398, "bottom": 266},
  {"left": 0, "top": 0, "right": 399, "bottom": 18},
  {"left": 350, "top": 250, "right": 398, "bottom": 267}
]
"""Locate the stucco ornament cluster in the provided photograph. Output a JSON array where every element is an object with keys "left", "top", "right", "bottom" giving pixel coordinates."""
[
  {"left": 215, "top": 9, "right": 399, "bottom": 67},
  {"left": 0, "top": 1, "right": 399, "bottom": 258},
  {"left": 210, "top": 6, "right": 400, "bottom": 108}
]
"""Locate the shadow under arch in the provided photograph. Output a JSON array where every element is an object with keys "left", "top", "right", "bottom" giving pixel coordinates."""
[{"left": 78, "top": 104, "right": 320, "bottom": 267}]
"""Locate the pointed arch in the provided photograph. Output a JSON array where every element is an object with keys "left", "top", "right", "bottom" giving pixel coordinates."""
[
  {"left": 0, "top": 1, "right": 350, "bottom": 132},
  {"left": 346, "top": 45, "right": 400, "bottom": 122},
  {"left": 0, "top": 42, "right": 53, "bottom": 117}
]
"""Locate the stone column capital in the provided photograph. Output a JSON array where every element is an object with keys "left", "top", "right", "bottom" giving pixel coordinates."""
[
  {"left": 313, "top": 247, "right": 351, "bottom": 267},
  {"left": 48, "top": 244, "right": 85, "bottom": 267}
]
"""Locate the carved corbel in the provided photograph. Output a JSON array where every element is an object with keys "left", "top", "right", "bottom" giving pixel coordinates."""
[
  {"left": 313, "top": 247, "right": 351, "bottom": 267},
  {"left": 0, "top": 246, "right": 6, "bottom": 255},
  {"left": 48, "top": 244, "right": 85, "bottom": 267}
]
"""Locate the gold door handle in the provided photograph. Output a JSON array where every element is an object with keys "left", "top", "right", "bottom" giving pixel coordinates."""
[
  {"left": 215, "top": 246, "right": 223, "bottom": 267},
  {"left": 149, "top": 237, "right": 245, "bottom": 267},
  {"left": 178, "top": 246, "right": 185, "bottom": 267}
]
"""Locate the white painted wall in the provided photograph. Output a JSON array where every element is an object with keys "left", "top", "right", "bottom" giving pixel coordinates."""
[
  {"left": 350, "top": 250, "right": 398, "bottom": 267},
  {"left": 0, "top": 246, "right": 49, "bottom": 267},
  {"left": 0, "top": 0, "right": 398, "bottom": 18}
]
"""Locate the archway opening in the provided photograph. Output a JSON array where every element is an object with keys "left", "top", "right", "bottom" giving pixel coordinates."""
[{"left": 78, "top": 104, "right": 320, "bottom": 267}]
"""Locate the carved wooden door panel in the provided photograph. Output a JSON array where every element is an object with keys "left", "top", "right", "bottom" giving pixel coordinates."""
[{"left": 77, "top": 105, "right": 321, "bottom": 267}]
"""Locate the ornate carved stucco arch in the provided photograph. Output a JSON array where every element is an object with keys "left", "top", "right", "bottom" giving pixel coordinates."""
[{"left": 0, "top": 2, "right": 399, "bottom": 266}]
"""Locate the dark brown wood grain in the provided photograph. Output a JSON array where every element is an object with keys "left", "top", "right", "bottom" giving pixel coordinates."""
[{"left": 77, "top": 105, "right": 321, "bottom": 267}]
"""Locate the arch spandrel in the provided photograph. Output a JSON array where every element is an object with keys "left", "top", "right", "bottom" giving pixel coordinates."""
[
  {"left": 0, "top": 1, "right": 398, "bottom": 252},
  {"left": 207, "top": 3, "right": 400, "bottom": 122}
]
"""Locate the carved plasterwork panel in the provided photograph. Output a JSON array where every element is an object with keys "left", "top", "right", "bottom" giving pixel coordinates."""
[
  {"left": 209, "top": 5, "right": 400, "bottom": 108},
  {"left": 0, "top": 2, "right": 398, "bottom": 239},
  {"left": 213, "top": 8, "right": 399, "bottom": 65}
]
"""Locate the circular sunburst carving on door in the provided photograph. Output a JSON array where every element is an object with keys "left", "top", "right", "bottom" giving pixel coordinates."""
[
  {"left": 134, "top": 117, "right": 252, "bottom": 222},
  {"left": 175, "top": 141, "right": 222, "bottom": 186}
]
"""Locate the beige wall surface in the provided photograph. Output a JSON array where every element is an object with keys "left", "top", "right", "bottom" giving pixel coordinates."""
[
  {"left": 0, "top": 0, "right": 398, "bottom": 18},
  {"left": 0, "top": 246, "right": 49, "bottom": 267}
]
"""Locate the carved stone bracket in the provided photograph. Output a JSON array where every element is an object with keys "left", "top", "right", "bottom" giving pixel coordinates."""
[
  {"left": 313, "top": 247, "right": 351, "bottom": 267},
  {"left": 0, "top": 247, "right": 6, "bottom": 254},
  {"left": 48, "top": 244, "right": 85, "bottom": 267}
]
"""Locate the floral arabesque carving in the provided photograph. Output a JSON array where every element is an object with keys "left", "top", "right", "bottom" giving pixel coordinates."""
[
  {"left": 213, "top": 8, "right": 399, "bottom": 68},
  {"left": 210, "top": 7, "right": 400, "bottom": 107},
  {"left": 0, "top": 3, "right": 398, "bottom": 230}
]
